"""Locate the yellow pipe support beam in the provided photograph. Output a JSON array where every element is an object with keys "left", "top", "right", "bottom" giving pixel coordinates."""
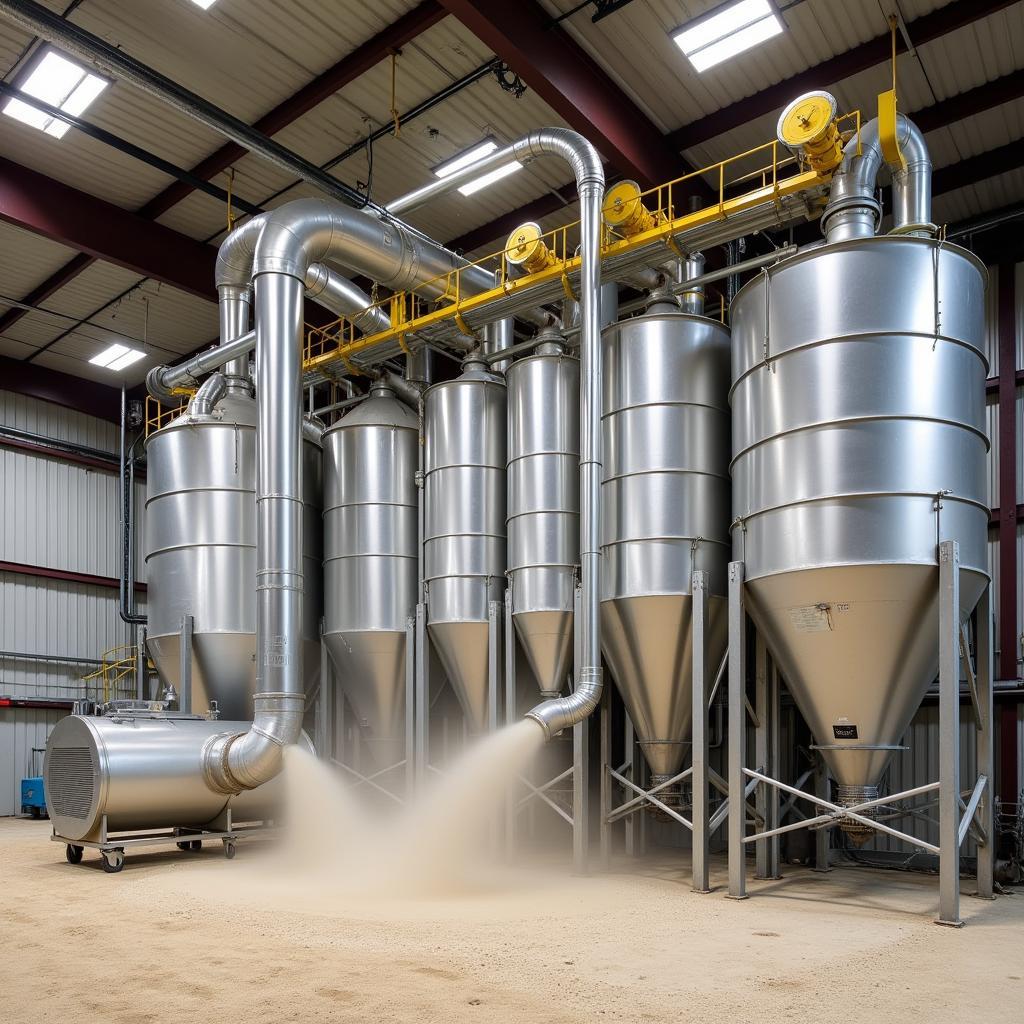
[{"left": 303, "top": 162, "right": 833, "bottom": 374}]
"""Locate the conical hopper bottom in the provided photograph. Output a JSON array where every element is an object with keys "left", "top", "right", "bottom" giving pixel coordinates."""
[
  {"left": 428, "top": 620, "right": 491, "bottom": 733},
  {"left": 602, "top": 594, "right": 727, "bottom": 780},
  {"left": 513, "top": 609, "right": 573, "bottom": 697},
  {"left": 325, "top": 630, "right": 407, "bottom": 772},
  {"left": 746, "top": 563, "right": 986, "bottom": 790},
  {"left": 148, "top": 632, "right": 255, "bottom": 720}
]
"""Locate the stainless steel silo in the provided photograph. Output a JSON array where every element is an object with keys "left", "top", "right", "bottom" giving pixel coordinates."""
[
  {"left": 507, "top": 339, "right": 580, "bottom": 696},
  {"left": 423, "top": 359, "right": 507, "bottom": 732},
  {"left": 322, "top": 383, "right": 419, "bottom": 770},
  {"left": 730, "top": 236, "right": 988, "bottom": 807},
  {"left": 602, "top": 305, "right": 731, "bottom": 783},
  {"left": 145, "top": 387, "right": 323, "bottom": 721}
]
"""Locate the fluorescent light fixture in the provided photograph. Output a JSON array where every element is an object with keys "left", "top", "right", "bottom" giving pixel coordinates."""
[
  {"left": 672, "top": 0, "right": 784, "bottom": 73},
  {"left": 89, "top": 343, "right": 146, "bottom": 372},
  {"left": 434, "top": 139, "right": 500, "bottom": 178},
  {"left": 433, "top": 138, "right": 523, "bottom": 196},
  {"left": 3, "top": 48, "right": 108, "bottom": 138},
  {"left": 457, "top": 161, "right": 522, "bottom": 196},
  {"left": 190, "top": 0, "right": 218, "bottom": 8}
]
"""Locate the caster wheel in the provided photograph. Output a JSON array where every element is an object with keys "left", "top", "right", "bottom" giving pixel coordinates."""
[
  {"left": 176, "top": 841, "right": 190, "bottom": 852},
  {"left": 223, "top": 839, "right": 236, "bottom": 860},
  {"left": 102, "top": 849, "right": 125, "bottom": 873},
  {"left": 190, "top": 840, "right": 202, "bottom": 852},
  {"left": 65, "top": 844, "right": 83, "bottom": 865},
  {"left": 30, "top": 806, "right": 41, "bottom": 819}
]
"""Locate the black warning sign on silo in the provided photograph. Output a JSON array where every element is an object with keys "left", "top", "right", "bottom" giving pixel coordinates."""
[{"left": 833, "top": 724, "right": 858, "bottom": 740}]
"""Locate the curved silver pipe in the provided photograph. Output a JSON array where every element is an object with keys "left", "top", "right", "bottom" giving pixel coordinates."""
[
  {"left": 187, "top": 372, "right": 226, "bottom": 417},
  {"left": 377, "top": 369, "right": 425, "bottom": 408},
  {"left": 204, "top": 270, "right": 306, "bottom": 794},
  {"left": 149, "top": 267, "right": 390, "bottom": 401},
  {"left": 252, "top": 196, "right": 495, "bottom": 298},
  {"left": 400, "top": 132, "right": 611, "bottom": 738},
  {"left": 302, "top": 413, "right": 325, "bottom": 445},
  {"left": 822, "top": 114, "right": 933, "bottom": 242},
  {"left": 147, "top": 329, "right": 256, "bottom": 400},
  {"left": 304, "top": 264, "right": 392, "bottom": 335},
  {"left": 678, "top": 253, "right": 706, "bottom": 316},
  {"left": 202, "top": 185, "right": 507, "bottom": 791}
]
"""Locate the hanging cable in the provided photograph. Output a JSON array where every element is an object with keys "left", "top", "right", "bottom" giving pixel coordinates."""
[
  {"left": 226, "top": 166, "right": 235, "bottom": 232},
  {"left": 390, "top": 51, "right": 401, "bottom": 137}
]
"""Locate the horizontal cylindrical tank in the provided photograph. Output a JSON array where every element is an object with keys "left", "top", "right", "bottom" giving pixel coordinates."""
[
  {"left": 43, "top": 712, "right": 285, "bottom": 842},
  {"left": 602, "top": 310, "right": 731, "bottom": 782},
  {"left": 423, "top": 361, "right": 507, "bottom": 731},
  {"left": 731, "top": 235, "right": 988, "bottom": 796},
  {"left": 507, "top": 343, "right": 579, "bottom": 696},
  {"left": 145, "top": 391, "right": 322, "bottom": 720},
  {"left": 322, "top": 384, "right": 419, "bottom": 768}
]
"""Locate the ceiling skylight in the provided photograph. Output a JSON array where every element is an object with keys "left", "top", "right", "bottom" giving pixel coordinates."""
[
  {"left": 434, "top": 138, "right": 523, "bottom": 196},
  {"left": 189, "top": 0, "right": 219, "bottom": 9},
  {"left": 672, "top": 0, "right": 784, "bottom": 73},
  {"left": 3, "top": 48, "right": 108, "bottom": 138},
  {"left": 89, "top": 343, "right": 146, "bottom": 372}
]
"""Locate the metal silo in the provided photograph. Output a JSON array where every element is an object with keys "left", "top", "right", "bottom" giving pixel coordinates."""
[
  {"left": 423, "top": 359, "right": 507, "bottom": 732},
  {"left": 601, "top": 299, "right": 731, "bottom": 784},
  {"left": 145, "top": 384, "right": 323, "bottom": 721},
  {"left": 322, "top": 383, "right": 419, "bottom": 770},
  {"left": 507, "top": 338, "right": 580, "bottom": 696},
  {"left": 730, "top": 235, "right": 988, "bottom": 810}
]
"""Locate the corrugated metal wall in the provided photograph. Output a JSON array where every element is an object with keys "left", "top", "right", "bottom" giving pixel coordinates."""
[{"left": 0, "top": 391, "right": 145, "bottom": 817}]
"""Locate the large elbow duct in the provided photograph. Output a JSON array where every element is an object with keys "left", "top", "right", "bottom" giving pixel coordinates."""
[
  {"left": 201, "top": 191, "right": 505, "bottom": 792},
  {"left": 821, "top": 114, "right": 933, "bottom": 243},
  {"left": 499, "top": 132, "right": 606, "bottom": 741}
]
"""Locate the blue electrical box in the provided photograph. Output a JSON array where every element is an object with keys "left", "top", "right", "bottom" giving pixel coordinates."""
[{"left": 21, "top": 776, "right": 47, "bottom": 818}]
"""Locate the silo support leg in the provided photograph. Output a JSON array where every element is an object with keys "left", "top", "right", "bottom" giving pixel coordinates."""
[
  {"left": 179, "top": 614, "right": 193, "bottom": 714},
  {"left": 572, "top": 584, "right": 589, "bottom": 874},
  {"left": 754, "top": 635, "right": 780, "bottom": 879},
  {"left": 599, "top": 681, "right": 612, "bottom": 868},
  {"left": 404, "top": 615, "right": 416, "bottom": 798},
  {"left": 414, "top": 603, "right": 429, "bottom": 784},
  {"left": 504, "top": 590, "right": 517, "bottom": 859},
  {"left": 727, "top": 561, "right": 748, "bottom": 900},
  {"left": 974, "top": 582, "right": 995, "bottom": 900},
  {"left": 813, "top": 760, "right": 832, "bottom": 872},
  {"left": 691, "top": 570, "right": 710, "bottom": 893},
  {"left": 937, "top": 540, "right": 963, "bottom": 927}
]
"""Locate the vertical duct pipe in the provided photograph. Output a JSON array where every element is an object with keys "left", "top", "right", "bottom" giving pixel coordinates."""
[{"left": 821, "top": 114, "right": 934, "bottom": 243}]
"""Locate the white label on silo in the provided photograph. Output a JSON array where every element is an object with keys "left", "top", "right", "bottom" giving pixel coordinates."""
[{"left": 788, "top": 604, "right": 833, "bottom": 633}]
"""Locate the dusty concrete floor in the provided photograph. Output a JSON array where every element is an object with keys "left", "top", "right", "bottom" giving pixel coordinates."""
[{"left": 2, "top": 816, "right": 1021, "bottom": 1023}]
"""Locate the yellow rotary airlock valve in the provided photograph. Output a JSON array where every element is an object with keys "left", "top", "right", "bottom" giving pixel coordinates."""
[
  {"left": 602, "top": 180, "right": 660, "bottom": 238},
  {"left": 777, "top": 91, "right": 843, "bottom": 173},
  {"left": 505, "top": 222, "right": 559, "bottom": 275}
]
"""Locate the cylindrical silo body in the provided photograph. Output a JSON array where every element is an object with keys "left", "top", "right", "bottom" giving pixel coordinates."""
[
  {"left": 507, "top": 344, "right": 580, "bottom": 697},
  {"left": 423, "top": 362, "right": 507, "bottom": 732},
  {"left": 730, "top": 236, "right": 988, "bottom": 800},
  {"left": 322, "top": 385, "right": 419, "bottom": 769},
  {"left": 145, "top": 390, "right": 322, "bottom": 721},
  {"left": 602, "top": 311, "right": 731, "bottom": 782}
]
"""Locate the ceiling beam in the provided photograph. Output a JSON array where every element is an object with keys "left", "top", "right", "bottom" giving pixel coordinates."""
[
  {"left": 932, "top": 139, "right": 1024, "bottom": 196},
  {"left": 0, "top": 4, "right": 443, "bottom": 338},
  {"left": 0, "top": 354, "right": 122, "bottom": 423},
  {"left": 0, "top": 157, "right": 217, "bottom": 301},
  {"left": 666, "top": 0, "right": 1018, "bottom": 153},
  {"left": 137, "top": 0, "right": 446, "bottom": 220},
  {"left": 438, "top": 0, "right": 687, "bottom": 187},
  {"left": 445, "top": 56, "right": 1024, "bottom": 257}
]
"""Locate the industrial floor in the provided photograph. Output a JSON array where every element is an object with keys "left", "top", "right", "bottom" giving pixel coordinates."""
[{"left": 2, "top": 817, "right": 1021, "bottom": 1023}]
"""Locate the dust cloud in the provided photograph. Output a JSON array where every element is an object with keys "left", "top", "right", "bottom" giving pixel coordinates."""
[{"left": 269, "top": 718, "right": 547, "bottom": 901}]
